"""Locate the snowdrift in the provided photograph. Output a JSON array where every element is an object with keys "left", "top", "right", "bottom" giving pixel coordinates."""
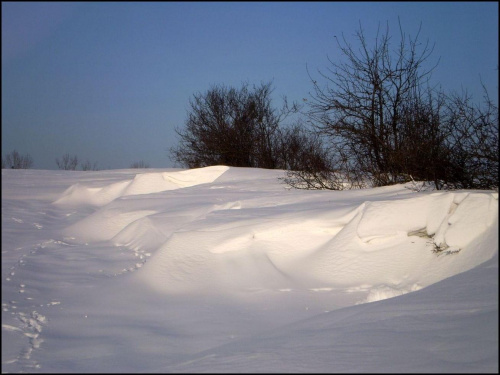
[
  {"left": 2, "top": 166, "right": 498, "bottom": 373},
  {"left": 54, "top": 166, "right": 498, "bottom": 303},
  {"left": 53, "top": 165, "right": 230, "bottom": 206}
]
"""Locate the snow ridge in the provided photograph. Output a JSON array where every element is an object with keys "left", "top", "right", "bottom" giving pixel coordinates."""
[{"left": 55, "top": 168, "right": 498, "bottom": 303}]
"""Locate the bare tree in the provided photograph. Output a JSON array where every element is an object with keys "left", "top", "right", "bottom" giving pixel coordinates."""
[
  {"left": 289, "top": 20, "right": 497, "bottom": 191},
  {"left": 390, "top": 86, "right": 453, "bottom": 188},
  {"left": 4, "top": 150, "right": 34, "bottom": 169},
  {"left": 305, "top": 20, "right": 443, "bottom": 187},
  {"left": 130, "top": 160, "right": 150, "bottom": 168},
  {"left": 170, "top": 81, "right": 300, "bottom": 169},
  {"left": 56, "top": 153, "right": 78, "bottom": 170},
  {"left": 442, "top": 85, "right": 498, "bottom": 190},
  {"left": 81, "top": 160, "right": 100, "bottom": 171},
  {"left": 280, "top": 123, "right": 365, "bottom": 190}
]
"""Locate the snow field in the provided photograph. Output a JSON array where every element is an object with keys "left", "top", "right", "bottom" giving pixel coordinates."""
[{"left": 2, "top": 166, "right": 497, "bottom": 372}]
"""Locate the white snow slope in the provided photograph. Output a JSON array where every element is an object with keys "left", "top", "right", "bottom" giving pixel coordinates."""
[{"left": 2, "top": 166, "right": 498, "bottom": 373}]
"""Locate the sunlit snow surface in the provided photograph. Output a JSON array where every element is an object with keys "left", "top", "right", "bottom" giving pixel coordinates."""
[{"left": 2, "top": 167, "right": 498, "bottom": 373}]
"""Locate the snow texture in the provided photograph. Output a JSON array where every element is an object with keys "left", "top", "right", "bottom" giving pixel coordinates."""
[{"left": 2, "top": 166, "right": 498, "bottom": 373}]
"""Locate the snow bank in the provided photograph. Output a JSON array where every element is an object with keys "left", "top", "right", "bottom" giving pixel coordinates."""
[
  {"left": 356, "top": 192, "right": 455, "bottom": 241},
  {"left": 299, "top": 191, "right": 498, "bottom": 296},
  {"left": 110, "top": 181, "right": 496, "bottom": 300},
  {"left": 52, "top": 166, "right": 498, "bottom": 304},
  {"left": 53, "top": 165, "right": 229, "bottom": 206},
  {"left": 2, "top": 167, "right": 498, "bottom": 373},
  {"left": 435, "top": 192, "right": 498, "bottom": 249}
]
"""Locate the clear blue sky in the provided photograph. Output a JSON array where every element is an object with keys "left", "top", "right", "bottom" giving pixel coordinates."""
[{"left": 2, "top": 1, "right": 498, "bottom": 170}]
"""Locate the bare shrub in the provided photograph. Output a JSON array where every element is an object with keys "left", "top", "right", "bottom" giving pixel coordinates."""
[
  {"left": 81, "top": 160, "right": 100, "bottom": 171},
  {"left": 130, "top": 160, "right": 150, "bottom": 168},
  {"left": 170, "top": 81, "right": 299, "bottom": 169},
  {"left": 280, "top": 124, "right": 366, "bottom": 190},
  {"left": 56, "top": 153, "right": 78, "bottom": 170},
  {"left": 441, "top": 85, "right": 498, "bottom": 190},
  {"left": 298, "top": 19, "right": 497, "bottom": 191},
  {"left": 4, "top": 150, "right": 34, "bottom": 169}
]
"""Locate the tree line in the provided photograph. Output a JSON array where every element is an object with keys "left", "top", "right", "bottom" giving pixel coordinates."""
[
  {"left": 171, "top": 21, "right": 498, "bottom": 190},
  {"left": 2, "top": 150, "right": 150, "bottom": 171}
]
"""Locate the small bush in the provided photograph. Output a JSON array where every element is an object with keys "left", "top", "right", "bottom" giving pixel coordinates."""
[
  {"left": 4, "top": 150, "right": 34, "bottom": 169},
  {"left": 130, "top": 160, "right": 150, "bottom": 168},
  {"left": 56, "top": 153, "right": 78, "bottom": 170},
  {"left": 81, "top": 160, "right": 99, "bottom": 171}
]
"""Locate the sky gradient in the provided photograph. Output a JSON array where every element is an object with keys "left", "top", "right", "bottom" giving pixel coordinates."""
[{"left": 2, "top": 2, "right": 498, "bottom": 170}]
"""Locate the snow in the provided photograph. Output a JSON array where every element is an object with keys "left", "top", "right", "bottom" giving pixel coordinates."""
[{"left": 2, "top": 166, "right": 498, "bottom": 373}]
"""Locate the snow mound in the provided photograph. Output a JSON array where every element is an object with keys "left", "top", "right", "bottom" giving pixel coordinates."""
[
  {"left": 356, "top": 192, "right": 455, "bottom": 242},
  {"left": 299, "top": 192, "right": 498, "bottom": 293},
  {"left": 132, "top": 188, "right": 497, "bottom": 299},
  {"left": 54, "top": 166, "right": 498, "bottom": 304},
  {"left": 53, "top": 165, "right": 229, "bottom": 206}
]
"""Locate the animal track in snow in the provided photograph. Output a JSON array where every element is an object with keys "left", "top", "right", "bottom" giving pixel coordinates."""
[{"left": 2, "top": 308, "right": 47, "bottom": 370}]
